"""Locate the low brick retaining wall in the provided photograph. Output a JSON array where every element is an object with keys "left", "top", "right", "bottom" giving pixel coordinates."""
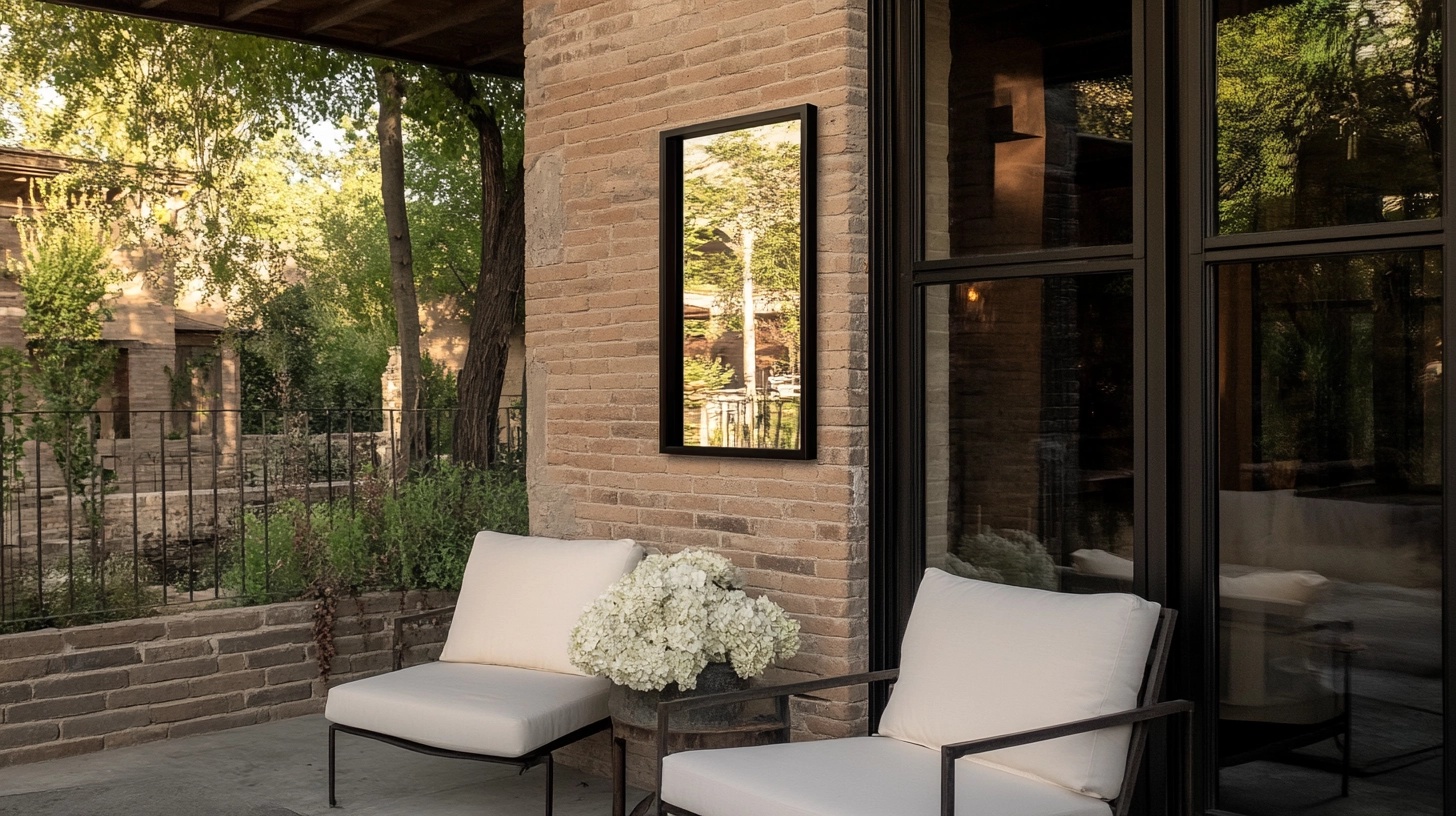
[{"left": 0, "top": 589, "right": 455, "bottom": 768}]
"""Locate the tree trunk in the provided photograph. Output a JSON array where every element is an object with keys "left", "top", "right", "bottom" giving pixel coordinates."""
[
  {"left": 740, "top": 226, "right": 758, "bottom": 443},
  {"left": 444, "top": 72, "right": 526, "bottom": 468},
  {"left": 375, "top": 63, "right": 425, "bottom": 473}
]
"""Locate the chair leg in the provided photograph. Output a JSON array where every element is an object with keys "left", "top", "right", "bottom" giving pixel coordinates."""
[
  {"left": 328, "top": 724, "right": 338, "bottom": 808},
  {"left": 544, "top": 753, "right": 554, "bottom": 816}
]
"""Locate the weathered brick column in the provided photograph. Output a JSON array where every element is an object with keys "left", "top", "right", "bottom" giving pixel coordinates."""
[{"left": 521, "top": 0, "right": 871, "bottom": 785}]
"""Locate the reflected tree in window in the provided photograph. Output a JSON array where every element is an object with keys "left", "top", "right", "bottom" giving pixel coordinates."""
[{"left": 1217, "top": 0, "right": 1441, "bottom": 233}]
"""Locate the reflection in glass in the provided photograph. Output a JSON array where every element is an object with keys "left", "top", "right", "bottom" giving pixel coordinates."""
[
  {"left": 924, "top": 273, "right": 1134, "bottom": 592},
  {"left": 1216, "top": 0, "right": 1442, "bottom": 234},
  {"left": 1216, "top": 252, "right": 1443, "bottom": 814},
  {"left": 680, "top": 121, "right": 803, "bottom": 450},
  {"left": 923, "top": 0, "right": 1134, "bottom": 259}
]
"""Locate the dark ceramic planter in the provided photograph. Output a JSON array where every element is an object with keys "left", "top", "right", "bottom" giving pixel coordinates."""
[{"left": 607, "top": 661, "right": 749, "bottom": 730}]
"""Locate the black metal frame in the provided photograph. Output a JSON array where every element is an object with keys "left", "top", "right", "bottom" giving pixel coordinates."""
[
  {"left": 656, "top": 608, "right": 1192, "bottom": 816},
  {"left": 327, "top": 719, "right": 611, "bottom": 815},
  {"left": 1214, "top": 619, "right": 1356, "bottom": 798},
  {"left": 327, "top": 604, "right": 609, "bottom": 815},
  {"left": 658, "top": 103, "right": 819, "bottom": 460}
]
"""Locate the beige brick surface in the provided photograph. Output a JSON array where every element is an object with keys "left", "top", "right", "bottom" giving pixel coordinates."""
[{"left": 523, "top": 2, "right": 870, "bottom": 788}]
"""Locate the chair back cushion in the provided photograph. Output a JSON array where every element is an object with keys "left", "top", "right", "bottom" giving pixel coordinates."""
[
  {"left": 439, "top": 531, "right": 644, "bottom": 675},
  {"left": 878, "top": 569, "right": 1160, "bottom": 800}
]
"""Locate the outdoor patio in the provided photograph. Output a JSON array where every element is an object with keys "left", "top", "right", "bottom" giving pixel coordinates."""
[{"left": 0, "top": 714, "right": 641, "bottom": 816}]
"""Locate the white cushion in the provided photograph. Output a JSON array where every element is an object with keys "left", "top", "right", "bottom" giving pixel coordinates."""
[
  {"left": 438, "top": 531, "right": 643, "bottom": 674},
  {"left": 1069, "top": 549, "right": 1134, "bottom": 581},
  {"left": 1220, "top": 569, "right": 1328, "bottom": 606},
  {"left": 324, "top": 661, "right": 610, "bottom": 757},
  {"left": 662, "top": 736, "right": 1111, "bottom": 816},
  {"left": 878, "top": 569, "right": 1159, "bottom": 801}
]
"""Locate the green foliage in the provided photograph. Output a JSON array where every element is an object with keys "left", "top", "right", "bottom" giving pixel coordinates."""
[
  {"left": 12, "top": 189, "right": 117, "bottom": 341},
  {"left": 0, "top": 552, "right": 162, "bottom": 633},
  {"left": 0, "top": 349, "right": 28, "bottom": 506},
  {"left": 943, "top": 528, "right": 1057, "bottom": 590},
  {"left": 682, "top": 126, "right": 803, "bottom": 306},
  {"left": 1216, "top": 0, "right": 1440, "bottom": 232},
  {"left": 0, "top": 0, "right": 373, "bottom": 302},
  {"left": 238, "top": 284, "right": 319, "bottom": 413},
  {"left": 223, "top": 464, "right": 528, "bottom": 602},
  {"left": 9, "top": 187, "right": 119, "bottom": 528},
  {"left": 682, "top": 355, "right": 734, "bottom": 404},
  {"left": 421, "top": 355, "right": 458, "bottom": 413},
  {"left": 238, "top": 282, "right": 392, "bottom": 420}
]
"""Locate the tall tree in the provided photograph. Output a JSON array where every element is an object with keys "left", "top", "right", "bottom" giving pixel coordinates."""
[
  {"left": 374, "top": 63, "right": 425, "bottom": 471},
  {"left": 0, "top": 0, "right": 370, "bottom": 301},
  {"left": 438, "top": 71, "right": 524, "bottom": 468}
]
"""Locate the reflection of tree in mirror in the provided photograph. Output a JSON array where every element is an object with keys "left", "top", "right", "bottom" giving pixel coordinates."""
[
  {"left": 1217, "top": 0, "right": 1441, "bottom": 233},
  {"left": 681, "top": 122, "right": 802, "bottom": 449}
]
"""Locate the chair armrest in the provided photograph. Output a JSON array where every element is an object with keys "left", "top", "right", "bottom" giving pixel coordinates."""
[
  {"left": 656, "top": 668, "right": 900, "bottom": 723},
  {"left": 938, "top": 700, "right": 1194, "bottom": 816},
  {"left": 391, "top": 606, "right": 456, "bottom": 671}
]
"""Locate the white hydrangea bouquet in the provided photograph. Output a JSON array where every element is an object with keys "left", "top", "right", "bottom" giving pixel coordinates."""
[{"left": 568, "top": 549, "right": 801, "bottom": 692}]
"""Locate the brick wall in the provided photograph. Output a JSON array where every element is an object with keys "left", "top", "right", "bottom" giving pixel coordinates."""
[
  {"left": 521, "top": 0, "right": 871, "bottom": 779},
  {"left": 0, "top": 590, "right": 454, "bottom": 768}
]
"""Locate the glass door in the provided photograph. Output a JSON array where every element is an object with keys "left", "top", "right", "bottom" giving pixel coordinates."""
[{"left": 1213, "top": 255, "right": 1444, "bottom": 813}]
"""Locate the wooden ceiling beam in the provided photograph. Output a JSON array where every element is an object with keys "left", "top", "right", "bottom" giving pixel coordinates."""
[
  {"left": 463, "top": 42, "right": 515, "bottom": 67},
  {"left": 136, "top": 0, "right": 169, "bottom": 9},
  {"left": 380, "top": 0, "right": 496, "bottom": 47},
  {"left": 221, "top": 0, "right": 284, "bottom": 22},
  {"left": 302, "top": 0, "right": 394, "bottom": 35}
]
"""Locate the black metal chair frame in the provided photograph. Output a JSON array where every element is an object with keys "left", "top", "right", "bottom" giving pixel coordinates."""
[
  {"left": 654, "top": 608, "right": 1194, "bottom": 816},
  {"left": 326, "top": 605, "right": 611, "bottom": 816},
  {"left": 1217, "top": 617, "right": 1356, "bottom": 797}
]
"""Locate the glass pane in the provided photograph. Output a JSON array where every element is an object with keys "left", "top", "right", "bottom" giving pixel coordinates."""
[
  {"left": 923, "top": 0, "right": 1133, "bottom": 259},
  {"left": 1215, "top": 0, "right": 1442, "bottom": 234},
  {"left": 1216, "top": 251, "right": 1443, "bottom": 813},
  {"left": 924, "top": 272, "right": 1134, "bottom": 591}
]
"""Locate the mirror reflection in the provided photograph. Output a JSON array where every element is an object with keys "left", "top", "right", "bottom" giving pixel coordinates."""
[{"left": 678, "top": 119, "right": 806, "bottom": 452}]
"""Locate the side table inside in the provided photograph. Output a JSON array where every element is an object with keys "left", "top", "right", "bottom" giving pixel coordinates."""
[{"left": 611, "top": 715, "right": 787, "bottom": 816}]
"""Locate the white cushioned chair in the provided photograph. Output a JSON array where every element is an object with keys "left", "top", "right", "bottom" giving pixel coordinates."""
[
  {"left": 657, "top": 569, "right": 1193, "bottom": 816},
  {"left": 325, "top": 531, "right": 644, "bottom": 814}
]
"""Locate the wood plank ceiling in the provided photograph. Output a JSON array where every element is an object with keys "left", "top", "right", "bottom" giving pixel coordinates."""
[{"left": 40, "top": 0, "right": 524, "bottom": 76}]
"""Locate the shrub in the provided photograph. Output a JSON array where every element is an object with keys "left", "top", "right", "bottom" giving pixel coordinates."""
[
  {"left": 221, "top": 463, "right": 529, "bottom": 602},
  {"left": 224, "top": 499, "right": 312, "bottom": 605},
  {"left": 942, "top": 527, "right": 1057, "bottom": 590},
  {"left": 1, "top": 551, "right": 162, "bottom": 633}
]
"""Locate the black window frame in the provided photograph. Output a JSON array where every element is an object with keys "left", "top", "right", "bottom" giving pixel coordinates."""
[{"left": 869, "top": 0, "right": 1456, "bottom": 812}]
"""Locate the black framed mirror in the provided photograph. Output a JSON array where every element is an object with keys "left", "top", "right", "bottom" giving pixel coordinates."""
[{"left": 659, "top": 104, "right": 817, "bottom": 459}]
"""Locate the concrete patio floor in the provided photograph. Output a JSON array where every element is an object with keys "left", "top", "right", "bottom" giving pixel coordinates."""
[{"left": 0, "top": 714, "right": 643, "bottom": 816}]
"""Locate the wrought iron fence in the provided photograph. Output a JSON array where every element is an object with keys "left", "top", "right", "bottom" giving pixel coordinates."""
[
  {"left": 693, "top": 392, "right": 801, "bottom": 449},
  {"left": 0, "top": 407, "right": 524, "bottom": 631}
]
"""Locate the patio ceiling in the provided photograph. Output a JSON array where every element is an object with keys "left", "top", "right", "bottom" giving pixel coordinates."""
[{"left": 39, "top": 0, "right": 524, "bottom": 76}]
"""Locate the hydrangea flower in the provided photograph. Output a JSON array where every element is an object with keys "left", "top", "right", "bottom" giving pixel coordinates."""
[{"left": 568, "top": 549, "right": 801, "bottom": 691}]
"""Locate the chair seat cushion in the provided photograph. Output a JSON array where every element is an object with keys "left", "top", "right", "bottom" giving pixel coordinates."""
[
  {"left": 662, "top": 736, "right": 1111, "bottom": 816},
  {"left": 324, "top": 661, "right": 609, "bottom": 758}
]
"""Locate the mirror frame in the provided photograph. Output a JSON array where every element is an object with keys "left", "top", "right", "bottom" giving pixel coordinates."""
[{"left": 659, "top": 104, "right": 818, "bottom": 459}]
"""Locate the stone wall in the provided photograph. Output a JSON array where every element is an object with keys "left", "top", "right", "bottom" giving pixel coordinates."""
[
  {"left": 0, "top": 590, "right": 454, "bottom": 768},
  {"left": 521, "top": 0, "right": 872, "bottom": 783}
]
